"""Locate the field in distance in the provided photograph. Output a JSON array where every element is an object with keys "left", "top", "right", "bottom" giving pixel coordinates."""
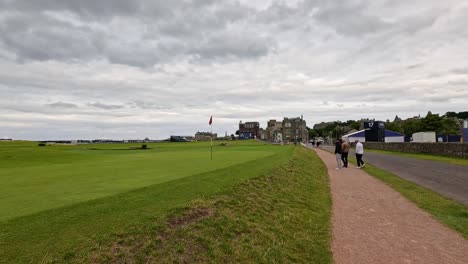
[{"left": 1, "top": 140, "right": 306, "bottom": 263}]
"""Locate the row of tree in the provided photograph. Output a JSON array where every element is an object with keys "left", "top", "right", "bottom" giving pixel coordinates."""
[{"left": 309, "top": 111, "right": 467, "bottom": 139}]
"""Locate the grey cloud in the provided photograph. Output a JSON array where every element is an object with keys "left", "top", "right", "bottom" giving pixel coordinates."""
[
  {"left": 87, "top": 102, "right": 125, "bottom": 110},
  {"left": 451, "top": 68, "right": 468, "bottom": 75},
  {"left": 192, "top": 33, "right": 272, "bottom": 61},
  {"left": 0, "top": 12, "right": 103, "bottom": 62},
  {"left": 0, "top": 0, "right": 142, "bottom": 19},
  {"left": 46, "top": 101, "right": 78, "bottom": 108},
  {"left": 407, "top": 64, "right": 423, "bottom": 69},
  {"left": 419, "top": 95, "right": 454, "bottom": 103},
  {"left": 1, "top": 0, "right": 468, "bottom": 140},
  {"left": 132, "top": 101, "right": 173, "bottom": 110},
  {"left": 0, "top": 0, "right": 269, "bottom": 67},
  {"left": 447, "top": 80, "right": 468, "bottom": 86},
  {"left": 305, "top": 0, "right": 394, "bottom": 36},
  {"left": 398, "top": 12, "right": 439, "bottom": 34}
]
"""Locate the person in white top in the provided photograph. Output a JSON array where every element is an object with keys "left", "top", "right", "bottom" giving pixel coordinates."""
[{"left": 354, "top": 140, "right": 366, "bottom": 168}]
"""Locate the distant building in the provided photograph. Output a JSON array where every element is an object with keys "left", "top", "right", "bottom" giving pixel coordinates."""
[
  {"left": 342, "top": 129, "right": 405, "bottom": 143},
  {"left": 259, "top": 128, "right": 266, "bottom": 140},
  {"left": 234, "top": 116, "right": 308, "bottom": 143},
  {"left": 182, "top": 136, "right": 195, "bottom": 141},
  {"left": 170, "top": 136, "right": 189, "bottom": 142},
  {"left": 92, "top": 139, "right": 124, "bottom": 143},
  {"left": 262, "top": 117, "right": 308, "bottom": 143},
  {"left": 462, "top": 119, "right": 468, "bottom": 143},
  {"left": 125, "top": 139, "right": 145, "bottom": 143},
  {"left": 195, "top": 132, "right": 217, "bottom": 141},
  {"left": 239, "top": 121, "right": 260, "bottom": 139},
  {"left": 282, "top": 117, "right": 308, "bottom": 143},
  {"left": 437, "top": 134, "right": 461, "bottom": 143},
  {"left": 265, "top": 119, "right": 283, "bottom": 143},
  {"left": 364, "top": 121, "right": 385, "bottom": 142}
]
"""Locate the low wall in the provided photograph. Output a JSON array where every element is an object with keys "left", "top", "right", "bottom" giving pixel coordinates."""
[{"left": 364, "top": 142, "right": 468, "bottom": 159}]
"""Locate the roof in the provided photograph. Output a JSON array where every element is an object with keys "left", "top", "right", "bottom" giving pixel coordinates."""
[
  {"left": 343, "top": 129, "right": 405, "bottom": 138},
  {"left": 385, "top": 130, "right": 405, "bottom": 137},
  {"left": 343, "top": 129, "right": 365, "bottom": 137}
]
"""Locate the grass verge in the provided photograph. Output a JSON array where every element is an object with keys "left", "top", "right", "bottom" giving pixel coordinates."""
[
  {"left": 90, "top": 146, "right": 332, "bottom": 263},
  {"left": 366, "top": 149, "right": 468, "bottom": 167},
  {"left": 360, "top": 162, "right": 468, "bottom": 239}
]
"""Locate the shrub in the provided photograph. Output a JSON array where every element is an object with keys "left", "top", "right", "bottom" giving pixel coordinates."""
[
  {"left": 38, "top": 143, "right": 46, "bottom": 147},
  {"left": 141, "top": 144, "right": 147, "bottom": 149}
]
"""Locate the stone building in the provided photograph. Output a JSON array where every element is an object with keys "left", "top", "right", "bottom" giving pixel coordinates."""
[
  {"left": 264, "top": 117, "right": 308, "bottom": 143},
  {"left": 265, "top": 119, "right": 283, "bottom": 143},
  {"left": 239, "top": 121, "right": 260, "bottom": 139},
  {"left": 282, "top": 116, "right": 308, "bottom": 143},
  {"left": 195, "top": 132, "right": 217, "bottom": 141}
]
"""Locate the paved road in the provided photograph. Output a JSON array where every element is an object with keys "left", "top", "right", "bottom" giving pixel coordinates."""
[{"left": 315, "top": 144, "right": 468, "bottom": 205}]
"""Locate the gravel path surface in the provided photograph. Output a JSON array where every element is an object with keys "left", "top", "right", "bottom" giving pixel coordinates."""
[{"left": 312, "top": 147, "right": 468, "bottom": 264}]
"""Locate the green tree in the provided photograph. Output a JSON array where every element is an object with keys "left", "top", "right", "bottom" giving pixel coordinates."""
[
  {"left": 385, "top": 121, "right": 402, "bottom": 133},
  {"left": 440, "top": 118, "right": 461, "bottom": 135},
  {"left": 421, "top": 113, "right": 443, "bottom": 133},
  {"left": 350, "top": 121, "right": 361, "bottom": 130},
  {"left": 308, "top": 128, "right": 318, "bottom": 139},
  {"left": 401, "top": 119, "right": 422, "bottom": 136}
]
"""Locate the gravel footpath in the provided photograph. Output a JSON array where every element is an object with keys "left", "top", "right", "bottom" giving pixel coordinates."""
[{"left": 312, "top": 147, "right": 468, "bottom": 264}]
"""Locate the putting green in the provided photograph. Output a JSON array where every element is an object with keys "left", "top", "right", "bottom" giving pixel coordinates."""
[{"left": 0, "top": 141, "right": 276, "bottom": 221}]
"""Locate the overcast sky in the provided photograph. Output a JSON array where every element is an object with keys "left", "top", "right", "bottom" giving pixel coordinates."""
[{"left": 1, "top": 0, "right": 467, "bottom": 140}]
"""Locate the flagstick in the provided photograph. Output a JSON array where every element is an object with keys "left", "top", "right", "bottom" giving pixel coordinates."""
[{"left": 210, "top": 124, "right": 213, "bottom": 160}]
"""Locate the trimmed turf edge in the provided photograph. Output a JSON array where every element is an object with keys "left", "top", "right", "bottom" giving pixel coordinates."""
[{"left": 90, "top": 146, "right": 333, "bottom": 263}]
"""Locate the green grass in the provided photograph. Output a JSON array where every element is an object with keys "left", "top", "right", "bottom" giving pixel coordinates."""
[
  {"left": 356, "top": 161, "right": 468, "bottom": 239},
  {"left": 0, "top": 140, "right": 329, "bottom": 263},
  {"left": 89, "top": 146, "right": 332, "bottom": 263},
  {"left": 0, "top": 141, "right": 276, "bottom": 221},
  {"left": 366, "top": 149, "right": 468, "bottom": 167}
]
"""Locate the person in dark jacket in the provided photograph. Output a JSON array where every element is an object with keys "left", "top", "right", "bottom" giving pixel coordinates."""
[
  {"left": 334, "top": 138, "right": 342, "bottom": 170},
  {"left": 341, "top": 139, "right": 350, "bottom": 168}
]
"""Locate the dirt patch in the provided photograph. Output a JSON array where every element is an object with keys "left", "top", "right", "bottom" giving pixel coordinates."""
[
  {"left": 87, "top": 147, "right": 152, "bottom": 151},
  {"left": 89, "top": 207, "right": 213, "bottom": 263},
  {"left": 168, "top": 207, "right": 213, "bottom": 228}
]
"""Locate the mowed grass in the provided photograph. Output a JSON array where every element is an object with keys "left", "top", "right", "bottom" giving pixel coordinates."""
[
  {"left": 366, "top": 149, "right": 468, "bottom": 167},
  {"left": 0, "top": 140, "right": 327, "bottom": 263},
  {"left": 88, "top": 146, "right": 332, "bottom": 263},
  {"left": 0, "top": 141, "right": 276, "bottom": 221}
]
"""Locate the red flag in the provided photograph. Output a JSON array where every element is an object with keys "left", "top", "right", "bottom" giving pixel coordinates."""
[{"left": 209, "top": 116, "right": 212, "bottom": 125}]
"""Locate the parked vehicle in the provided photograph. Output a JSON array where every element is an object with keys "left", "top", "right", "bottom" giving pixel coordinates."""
[{"left": 412, "top": 132, "right": 436, "bottom": 143}]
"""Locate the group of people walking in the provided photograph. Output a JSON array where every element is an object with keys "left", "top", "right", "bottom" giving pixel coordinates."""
[{"left": 334, "top": 138, "right": 365, "bottom": 170}]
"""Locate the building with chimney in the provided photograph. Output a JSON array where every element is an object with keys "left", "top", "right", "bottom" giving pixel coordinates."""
[
  {"left": 239, "top": 121, "right": 260, "bottom": 139},
  {"left": 282, "top": 116, "right": 308, "bottom": 143},
  {"left": 195, "top": 132, "right": 217, "bottom": 141}
]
